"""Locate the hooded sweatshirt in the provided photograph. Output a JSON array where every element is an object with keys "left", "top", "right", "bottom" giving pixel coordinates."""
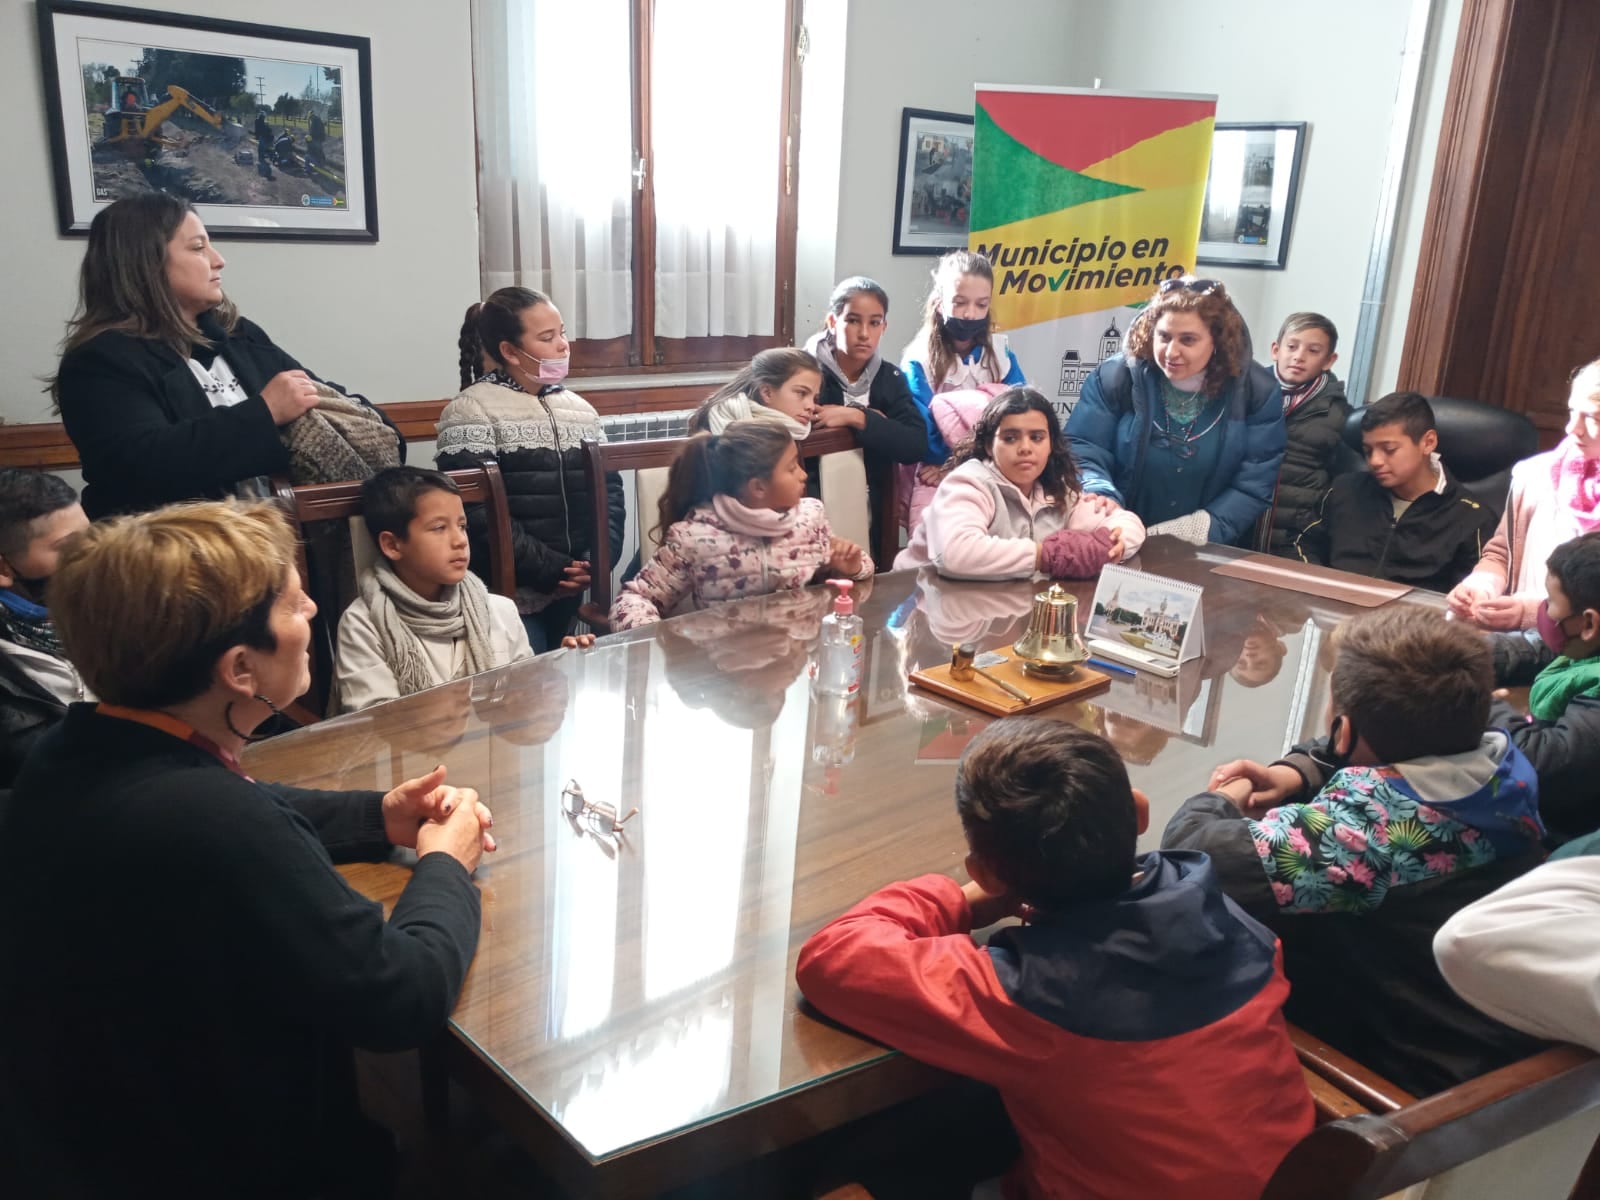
[
  {"left": 1163, "top": 732, "right": 1547, "bottom": 1094},
  {"left": 894, "top": 458, "right": 1145, "bottom": 579},
  {"left": 796, "top": 853, "right": 1314, "bottom": 1200}
]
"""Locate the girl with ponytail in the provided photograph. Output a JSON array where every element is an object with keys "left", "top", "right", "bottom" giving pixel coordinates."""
[
  {"left": 437, "top": 287, "right": 625, "bottom": 649},
  {"left": 610, "top": 421, "right": 873, "bottom": 629}
]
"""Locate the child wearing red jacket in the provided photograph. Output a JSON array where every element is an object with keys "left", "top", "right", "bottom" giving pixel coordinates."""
[{"left": 796, "top": 720, "right": 1313, "bottom": 1200}]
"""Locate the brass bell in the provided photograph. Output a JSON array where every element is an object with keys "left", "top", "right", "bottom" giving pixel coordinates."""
[{"left": 1012, "top": 584, "right": 1088, "bottom": 679}]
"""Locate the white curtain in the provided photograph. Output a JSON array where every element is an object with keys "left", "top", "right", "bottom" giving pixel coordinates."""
[
  {"left": 472, "top": 0, "right": 634, "bottom": 339},
  {"left": 651, "top": 0, "right": 785, "bottom": 339}
]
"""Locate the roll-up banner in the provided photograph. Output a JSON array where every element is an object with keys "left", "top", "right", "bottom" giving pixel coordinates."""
[{"left": 970, "top": 86, "right": 1218, "bottom": 418}]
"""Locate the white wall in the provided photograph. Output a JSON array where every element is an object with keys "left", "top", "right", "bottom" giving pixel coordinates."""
[
  {"left": 814, "top": 0, "right": 1084, "bottom": 349},
  {"left": 807, "top": 0, "right": 1447, "bottom": 399},
  {"left": 1370, "top": 0, "right": 1464, "bottom": 398},
  {"left": 0, "top": 0, "right": 479, "bottom": 426},
  {"left": 1038, "top": 0, "right": 1413, "bottom": 375}
]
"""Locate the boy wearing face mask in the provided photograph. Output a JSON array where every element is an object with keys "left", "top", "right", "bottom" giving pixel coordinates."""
[
  {"left": 1486, "top": 531, "right": 1600, "bottom": 843},
  {"left": 0, "top": 469, "right": 92, "bottom": 786},
  {"left": 1162, "top": 606, "right": 1546, "bottom": 1096}
]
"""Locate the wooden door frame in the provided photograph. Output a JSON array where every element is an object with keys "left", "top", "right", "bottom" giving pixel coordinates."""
[{"left": 1397, "top": 0, "right": 1595, "bottom": 421}]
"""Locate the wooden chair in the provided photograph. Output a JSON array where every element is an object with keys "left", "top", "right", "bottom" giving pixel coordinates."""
[
  {"left": 1266, "top": 1040, "right": 1600, "bottom": 1199},
  {"left": 270, "top": 462, "right": 516, "bottom": 721},
  {"left": 579, "top": 427, "right": 903, "bottom": 629},
  {"left": 810, "top": 1029, "right": 1600, "bottom": 1200}
]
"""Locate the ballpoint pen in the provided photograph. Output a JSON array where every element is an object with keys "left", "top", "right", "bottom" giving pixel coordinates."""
[{"left": 1087, "top": 656, "right": 1137, "bottom": 677}]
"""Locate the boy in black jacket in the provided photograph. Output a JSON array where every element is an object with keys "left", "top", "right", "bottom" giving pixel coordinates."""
[
  {"left": 1267, "top": 313, "right": 1349, "bottom": 557},
  {"left": 0, "top": 469, "right": 89, "bottom": 786},
  {"left": 1295, "top": 392, "right": 1497, "bottom": 592},
  {"left": 1490, "top": 531, "right": 1600, "bottom": 843}
]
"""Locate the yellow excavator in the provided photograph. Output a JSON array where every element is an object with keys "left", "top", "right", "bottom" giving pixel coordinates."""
[{"left": 101, "top": 77, "right": 223, "bottom": 150}]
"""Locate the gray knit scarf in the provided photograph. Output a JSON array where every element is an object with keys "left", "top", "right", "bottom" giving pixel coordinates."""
[
  {"left": 806, "top": 332, "right": 881, "bottom": 406},
  {"left": 360, "top": 558, "right": 496, "bottom": 697}
]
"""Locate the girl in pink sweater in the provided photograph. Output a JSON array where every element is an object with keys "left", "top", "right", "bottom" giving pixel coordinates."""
[
  {"left": 895, "top": 388, "right": 1145, "bottom": 580},
  {"left": 1449, "top": 359, "right": 1600, "bottom": 630},
  {"left": 611, "top": 422, "right": 873, "bottom": 629}
]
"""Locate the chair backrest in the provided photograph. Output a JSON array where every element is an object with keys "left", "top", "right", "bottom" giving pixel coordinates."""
[
  {"left": 270, "top": 461, "right": 515, "bottom": 719},
  {"left": 581, "top": 427, "right": 902, "bottom": 624},
  {"left": 1263, "top": 1043, "right": 1600, "bottom": 1199},
  {"left": 1340, "top": 396, "right": 1541, "bottom": 517}
]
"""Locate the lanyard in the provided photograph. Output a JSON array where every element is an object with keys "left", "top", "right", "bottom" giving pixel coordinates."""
[{"left": 94, "top": 703, "right": 253, "bottom": 781}]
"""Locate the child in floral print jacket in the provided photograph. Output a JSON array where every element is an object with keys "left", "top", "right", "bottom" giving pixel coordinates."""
[
  {"left": 612, "top": 422, "right": 872, "bottom": 629},
  {"left": 1163, "top": 606, "right": 1547, "bottom": 1096}
]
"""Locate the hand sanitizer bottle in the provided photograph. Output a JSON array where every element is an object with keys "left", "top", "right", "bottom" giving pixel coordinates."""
[{"left": 813, "top": 579, "right": 863, "bottom": 696}]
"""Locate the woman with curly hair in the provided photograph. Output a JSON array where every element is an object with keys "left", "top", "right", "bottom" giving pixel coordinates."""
[
  {"left": 1066, "top": 278, "right": 1284, "bottom": 546},
  {"left": 895, "top": 387, "right": 1144, "bottom": 579}
]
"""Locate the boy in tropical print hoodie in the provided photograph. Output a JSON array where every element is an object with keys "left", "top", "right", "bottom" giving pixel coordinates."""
[{"left": 1163, "top": 605, "right": 1547, "bottom": 1096}]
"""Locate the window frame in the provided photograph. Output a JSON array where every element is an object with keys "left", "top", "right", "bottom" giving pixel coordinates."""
[{"left": 564, "top": 0, "right": 802, "bottom": 376}]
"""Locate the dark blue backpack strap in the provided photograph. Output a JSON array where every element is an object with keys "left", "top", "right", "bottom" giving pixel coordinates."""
[{"left": 1092, "top": 356, "right": 1135, "bottom": 416}]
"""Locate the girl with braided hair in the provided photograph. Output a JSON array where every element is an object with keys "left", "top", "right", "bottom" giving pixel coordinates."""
[{"left": 437, "top": 287, "right": 624, "bottom": 649}]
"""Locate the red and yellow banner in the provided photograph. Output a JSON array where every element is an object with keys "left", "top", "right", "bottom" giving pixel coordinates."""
[{"left": 970, "top": 87, "right": 1217, "bottom": 413}]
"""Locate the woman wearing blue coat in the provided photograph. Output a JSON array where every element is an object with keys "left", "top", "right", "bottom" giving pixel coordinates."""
[{"left": 1066, "top": 278, "right": 1285, "bottom": 547}]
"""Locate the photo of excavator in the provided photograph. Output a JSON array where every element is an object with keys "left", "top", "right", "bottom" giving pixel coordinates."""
[
  {"left": 80, "top": 48, "right": 348, "bottom": 211},
  {"left": 99, "top": 76, "right": 229, "bottom": 154}
]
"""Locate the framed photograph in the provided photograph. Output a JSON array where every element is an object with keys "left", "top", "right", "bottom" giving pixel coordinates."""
[
  {"left": 1196, "top": 122, "right": 1306, "bottom": 270},
  {"left": 37, "top": 0, "right": 377, "bottom": 241},
  {"left": 892, "top": 107, "right": 974, "bottom": 256}
]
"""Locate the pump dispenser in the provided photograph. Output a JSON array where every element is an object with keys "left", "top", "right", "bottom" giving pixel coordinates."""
[{"left": 812, "top": 579, "right": 863, "bottom": 695}]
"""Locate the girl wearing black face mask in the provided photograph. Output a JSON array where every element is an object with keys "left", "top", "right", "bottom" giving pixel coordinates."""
[{"left": 899, "top": 249, "right": 1027, "bottom": 533}]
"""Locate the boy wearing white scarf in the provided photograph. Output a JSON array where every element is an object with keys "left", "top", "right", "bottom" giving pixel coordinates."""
[{"left": 334, "top": 468, "right": 535, "bottom": 713}]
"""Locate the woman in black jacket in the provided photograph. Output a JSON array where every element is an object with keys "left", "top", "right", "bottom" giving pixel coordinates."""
[
  {"left": 438, "top": 287, "right": 626, "bottom": 650},
  {"left": 0, "top": 499, "right": 491, "bottom": 1197},
  {"left": 51, "top": 194, "right": 372, "bottom": 519}
]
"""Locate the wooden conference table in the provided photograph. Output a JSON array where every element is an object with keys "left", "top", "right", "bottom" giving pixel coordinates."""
[{"left": 242, "top": 540, "right": 1443, "bottom": 1198}]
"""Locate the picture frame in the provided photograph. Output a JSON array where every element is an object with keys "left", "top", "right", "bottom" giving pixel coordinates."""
[
  {"left": 1196, "top": 122, "right": 1306, "bottom": 270},
  {"left": 892, "top": 107, "right": 974, "bottom": 256},
  {"left": 37, "top": 0, "right": 378, "bottom": 241}
]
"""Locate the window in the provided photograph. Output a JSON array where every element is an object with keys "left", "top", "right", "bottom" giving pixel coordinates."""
[{"left": 472, "top": 0, "right": 803, "bottom": 373}]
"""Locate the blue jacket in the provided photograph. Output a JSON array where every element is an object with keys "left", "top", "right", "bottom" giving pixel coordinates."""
[{"left": 1066, "top": 353, "right": 1285, "bottom": 546}]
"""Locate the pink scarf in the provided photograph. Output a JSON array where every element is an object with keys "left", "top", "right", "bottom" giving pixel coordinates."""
[
  {"left": 710, "top": 492, "right": 796, "bottom": 538},
  {"left": 1553, "top": 437, "right": 1600, "bottom": 532}
]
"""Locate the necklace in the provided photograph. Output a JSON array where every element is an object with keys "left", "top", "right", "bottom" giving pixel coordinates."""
[{"left": 1152, "top": 385, "right": 1223, "bottom": 460}]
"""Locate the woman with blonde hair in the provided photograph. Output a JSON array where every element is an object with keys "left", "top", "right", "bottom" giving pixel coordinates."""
[
  {"left": 1066, "top": 277, "right": 1284, "bottom": 547},
  {"left": 1449, "top": 359, "right": 1600, "bottom": 630},
  {"left": 0, "top": 500, "right": 492, "bottom": 1197}
]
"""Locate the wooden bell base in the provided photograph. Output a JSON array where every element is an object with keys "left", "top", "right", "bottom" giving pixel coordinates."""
[{"left": 910, "top": 650, "right": 1112, "bottom": 717}]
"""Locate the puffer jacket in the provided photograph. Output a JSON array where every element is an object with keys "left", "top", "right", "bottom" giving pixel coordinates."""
[
  {"left": 435, "top": 374, "right": 625, "bottom": 608},
  {"left": 1066, "top": 344, "right": 1285, "bottom": 547},
  {"left": 611, "top": 495, "right": 872, "bottom": 629},
  {"left": 1268, "top": 373, "right": 1350, "bottom": 557},
  {"left": 901, "top": 386, "right": 1006, "bottom": 534}
]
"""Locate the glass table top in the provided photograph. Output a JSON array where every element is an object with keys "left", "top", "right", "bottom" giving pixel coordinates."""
[{"left": 242, "top": 540, "right": 1445, "bottom": 1162}]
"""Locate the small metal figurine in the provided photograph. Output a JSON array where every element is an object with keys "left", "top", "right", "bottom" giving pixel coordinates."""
[{"left": 560, "top": 780, "right": 639, "bottom": 847}]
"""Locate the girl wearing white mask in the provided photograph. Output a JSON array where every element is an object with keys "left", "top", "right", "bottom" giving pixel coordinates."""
[{"left": 437, "top": 287, "right": 624, "bottom": 650}]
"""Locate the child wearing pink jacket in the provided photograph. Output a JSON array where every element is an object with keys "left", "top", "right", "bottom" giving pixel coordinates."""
[
  {"left": 612, "top": 421, "right": 873, "bottom": 629},
  {"left": 895, "top": 388, "right": 1145, "bottom": 580}
]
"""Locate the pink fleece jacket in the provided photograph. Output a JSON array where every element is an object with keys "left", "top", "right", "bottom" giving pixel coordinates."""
[
  {"left": 1459, "top": 446, "right": 1588, "bottom": 629},
  {"left": 612, "top": 495, "right": 874, "bottom": 629},
  {"left": 893, "top": 459, "right": 1145, "bottom": 580}
]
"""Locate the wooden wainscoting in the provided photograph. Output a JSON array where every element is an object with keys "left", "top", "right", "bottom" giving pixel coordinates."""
[{"left": 0, "top": 383, "right": 713, "bottom": 471}]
